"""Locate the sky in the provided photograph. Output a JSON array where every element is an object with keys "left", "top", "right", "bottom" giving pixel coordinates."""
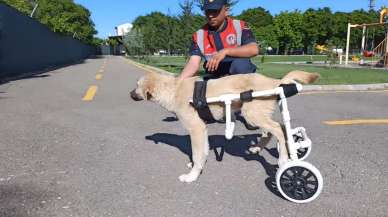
[{"left": 74, "top": 0, "right": 387, "bottom": 39}]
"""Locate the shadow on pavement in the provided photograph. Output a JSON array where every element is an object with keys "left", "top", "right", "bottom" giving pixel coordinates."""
[
  {"left": 0, "top": 56, "right": 105, "bottom": 85},
  {"left": 146, "top": 132, "right": 285, "bottom": 200},
  {"left": 0, "top": 183, "right": 58, "bottom": 217}
]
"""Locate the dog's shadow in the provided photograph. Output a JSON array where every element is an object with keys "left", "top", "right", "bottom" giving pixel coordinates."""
[{"left": 145, "top": 133, "right": 284, "bottom": 199}]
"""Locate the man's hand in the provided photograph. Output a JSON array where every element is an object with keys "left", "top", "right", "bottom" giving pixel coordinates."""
[
  {"left": 206, "top": 49, "right": 228, "bottom": 72},
  {"left": 178, "top": 55, "right": 202, "bottom": 80}
]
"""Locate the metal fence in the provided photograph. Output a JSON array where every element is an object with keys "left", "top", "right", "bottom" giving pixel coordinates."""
[{"left": 0, "top": 3, "right": 96, "bottom": 80}]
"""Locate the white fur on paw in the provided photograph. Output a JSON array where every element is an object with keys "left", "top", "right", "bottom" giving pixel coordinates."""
[
  {"left": 248, "top": 146, "right": 262, "bottom": 154},
  {"left": 186, "top": 162, "right": 193, "bottom": 169},
  {"left": 178, "top": 173, "right": 198, "bottom": 183}
]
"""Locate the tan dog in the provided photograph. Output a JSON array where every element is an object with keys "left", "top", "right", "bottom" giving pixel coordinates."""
[{"left": 130, "top": 71, "right": 319, "bottom": 183}]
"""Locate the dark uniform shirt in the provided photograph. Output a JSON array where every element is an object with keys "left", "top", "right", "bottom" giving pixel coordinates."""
[
  {"left": 189, "top": 19, "right": 257, "bottom": 58},
  {"left": 189, "top": 19, "right": 258, "bottom": 78}
]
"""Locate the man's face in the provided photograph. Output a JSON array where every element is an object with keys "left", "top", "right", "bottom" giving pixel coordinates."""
[{"left": 205, "top": 6, "right": 228, "bottom": 28}]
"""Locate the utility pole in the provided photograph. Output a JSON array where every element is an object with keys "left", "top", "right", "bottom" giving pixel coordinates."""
[{"left": 369, "top": 0, "right": 375, "bottom": 11}]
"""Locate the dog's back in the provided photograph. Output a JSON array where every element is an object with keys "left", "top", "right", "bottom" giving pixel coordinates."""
[{"left": 205, "top": 71, "right": 319, "bottom": 98}]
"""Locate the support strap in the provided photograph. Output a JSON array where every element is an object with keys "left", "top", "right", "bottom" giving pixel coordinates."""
[
  {"left": 192, "top": 81, "right": 216, "bottom": 124},
  {"left": 240, "top": 90, "right": 253, "bottom": 102},
  {"left": 279, "top": 83, "right": 299, "bottom": 99}
]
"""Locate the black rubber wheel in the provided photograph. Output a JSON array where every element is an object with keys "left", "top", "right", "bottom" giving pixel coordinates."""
[{"left": 279, "top": 166, "right": 319, "bottom": 201}]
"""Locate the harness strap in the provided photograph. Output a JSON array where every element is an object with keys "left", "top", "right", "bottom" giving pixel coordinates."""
[
  {"left": 192, "top": 81, "right": 216, "bottom": 124},
  {"left": 240, "top": 90, "right": 253, "bottom": 102},
  {"left": 278, "top": 83, "right": 299, "bottom": 99}
]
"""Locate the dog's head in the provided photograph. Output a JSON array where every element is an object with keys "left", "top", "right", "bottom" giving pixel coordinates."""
[{"left": 130, "top": 72, "right": 156, "bottom": 102}]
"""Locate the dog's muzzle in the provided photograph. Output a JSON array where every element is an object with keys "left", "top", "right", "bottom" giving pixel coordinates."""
[{"left": 130, "top": 89, "right": 143, "bottom": 101}]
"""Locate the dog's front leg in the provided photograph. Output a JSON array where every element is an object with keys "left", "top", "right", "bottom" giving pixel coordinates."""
[{"left": 179, "top": 127, "right": 209, "bottom": 183}]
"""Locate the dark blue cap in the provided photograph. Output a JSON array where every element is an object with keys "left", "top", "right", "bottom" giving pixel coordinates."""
[{"left": 203, "top": 0, "right": 227, "bottom": 11}]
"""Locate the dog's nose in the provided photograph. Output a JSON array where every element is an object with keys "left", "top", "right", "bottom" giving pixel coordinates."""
[{"left": 130, "top": 89, "right": 143, "bottom": 101}]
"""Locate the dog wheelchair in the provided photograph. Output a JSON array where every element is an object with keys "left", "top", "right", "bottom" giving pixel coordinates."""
[{"left": 191, "top": 82, "right": 323, "bottom": 203}]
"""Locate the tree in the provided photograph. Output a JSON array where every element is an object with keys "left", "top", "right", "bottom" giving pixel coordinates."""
[
  {"left": 34, "top": 0, "right": 97, "bottom": 44},
  {"left": 237, "top": 7, "right": 273, "bottom": 29},
  {"left": 1, "top": 0, "right": 97, "bottom": 44},
  {"left": 236, "top": 7, "right": 274, "bottom": 53},
  {"left": 178, "top": 0, "right": 206, "bottom": 55},
  {"left": 330, "top": 12, "right": 350, "bottom": 49},
  {"left": 133, "top": 12, "right": 174, "bottom": 54},
  {"left": 123, "top": 28, "right": 145, "bottom": 56},
  {"left": 302, "top": 7, "right": 333, "bottom": 54},
  {"left": 254, "top": 25, "right": 278, "bottom": 53},
  {"left": 0, "top": 0, "right": 33, "bottom": 15},
  {"left": 90, "top": 37, "right": 104, "bottom": 46},
  {"left": 273, "top": 11, "right": 304, "bottom": 54}
]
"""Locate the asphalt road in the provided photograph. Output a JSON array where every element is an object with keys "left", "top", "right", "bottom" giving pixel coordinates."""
[{"left": 0, "top": 56, "right": 387, "bottom": 217}]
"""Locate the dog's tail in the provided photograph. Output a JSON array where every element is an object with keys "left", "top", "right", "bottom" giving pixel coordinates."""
[{"left": 280, "top": 70, "right": 320, "bottom": 84}]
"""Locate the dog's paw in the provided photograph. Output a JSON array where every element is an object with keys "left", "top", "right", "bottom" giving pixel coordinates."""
[
  {"left": 248, "top": 146, "right": 262, "bottom": 154},
  {"left": 178, "top": 173, "right": 198, "bottom": 183},
  {"left": 186, "top": 162, "right": 193, "bottom": 169}
]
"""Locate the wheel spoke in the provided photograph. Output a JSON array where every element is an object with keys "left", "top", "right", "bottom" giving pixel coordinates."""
[
  {"left": 283, "top": 184, "right": 296, "bottom": 192},
  {"left": 280, "top": 179, "right": 293, "bottom": 185},
  {"left": 293, "top": 167, "right": 303, "bottom": 177},
  {"left": 304, "top": 172, "right": 315, "bottom": 180},
  {"left": 304, "top": 186, "right": 315, "bottom": 195},
  {"left": 299, "top": 187, "right": 308, "bottom": 199},
  {"left": 306, "top": 180, "right": 318, "bottom": 186},
  {"left": 282, "top": 171, "right": 293, "bottom": 180},
  {"left": 293, "top": 190, "right": 301, "bottom": 200}
]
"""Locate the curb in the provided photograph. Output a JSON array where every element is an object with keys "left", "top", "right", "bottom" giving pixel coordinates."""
[
  {"left": 303, "top": 83, "right": 388, "bottom": 92},
  {"left": 126, "top": 58, "right": 173, "bottom": 76},
  {"left": 126, "top": 58, "right": 388, "bottom": 92}
]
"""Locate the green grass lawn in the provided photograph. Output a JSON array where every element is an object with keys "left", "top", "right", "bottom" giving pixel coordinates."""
[{"left": 130, "top": 55, "right": 388, "bottom": 85}]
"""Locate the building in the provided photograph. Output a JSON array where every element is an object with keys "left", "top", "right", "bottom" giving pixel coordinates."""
[
  {"left": 115, "top": 23, "right": 133, "bottom": 36},
  {"left": 100, "top": 23, "right": 133, "bottom": 55}
]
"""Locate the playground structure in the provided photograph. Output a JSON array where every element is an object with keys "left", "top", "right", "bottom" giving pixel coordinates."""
[
  {"left": 345, "top": 8, "right": 388, "bottom": 68},
  {"left": 315, "top": 45, "right": 345, "bottom": 64}
]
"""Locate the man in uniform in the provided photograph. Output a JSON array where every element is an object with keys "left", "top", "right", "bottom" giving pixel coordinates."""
[{"left": 179, "top": 0, "right": 259, "bottom": 80}]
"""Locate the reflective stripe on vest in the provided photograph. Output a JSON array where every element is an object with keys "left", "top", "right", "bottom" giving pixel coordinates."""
[
  {"left": 196, "top": 19, "right": 242, "bottom": 60},
  {"left": 196, "top": 29, "right": 206, "bottom": 59},
  {"left": 233, "top": 19, "right": 242, "bottom": 46}
]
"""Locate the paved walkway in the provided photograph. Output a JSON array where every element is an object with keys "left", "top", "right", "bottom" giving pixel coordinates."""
[{"left": 0, "top": 56, "right": 387, "bottom": 217}]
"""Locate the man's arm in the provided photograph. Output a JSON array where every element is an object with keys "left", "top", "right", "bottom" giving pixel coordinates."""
[
  {"left": 206, "top": 43, "right": 259, "bottom": 72},
  {"left": 178, "top": 55, "right": 202, "bottom": 80},
  {"left": 223, "top": 42, "right": 259, "bottom": 57}
]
